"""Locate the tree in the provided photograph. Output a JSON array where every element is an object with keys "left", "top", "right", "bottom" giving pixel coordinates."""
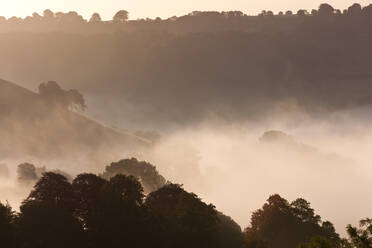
[
  {"left": 318, "top": 4, "right": 335, "bottom": 16},
  {"left": 0, "top": 202, "right": 15, "bottom": 248},
  {"left": 17, "top": 172, "right": 83, "bottom": 248},
  {"left": 94, "top": 174, "right": 147, "bottom": 248},
  {"left": 145, "top": 184, "right": 219, "bottom": 248},
  {"left": 348, "top": 3, "right": 362, "bottom": 16},
  {"left": 297, "top": 10, "right": 308, "bottom": 17},
  {"left": 299, "top": 236, "right": 336, "bottom": 248},
  {"left": 285, "top": 10, "right": 293, "bottom": 16},
  {"left": 101, "top": 158, "right": 166, "bottom": 193},
  {"left": 43, "top": 9, "right": 55, "bottom": 19},
  {"left": 113, "top": 10, "right": 129, "bottom": 23},
  {"left": 89, "top": 13, "right": 102, "bottom": 23},
  {"left": 244, "top": 194, "right": 340, "bottom": 248},
  {"left": 38, "top": 81, "right": 86, "bottom": 111},
  {"left": 17, "top": 163, "right": 38, "bottom": 186},
  {"left": 346, "top": 218, "right": 372, "bottom": 248},
  {"left": 72, "top": 174, "right": 107, "bottom": 248},
  {"left": 216, "top": 213, "right": 245, "bottom": 248}
]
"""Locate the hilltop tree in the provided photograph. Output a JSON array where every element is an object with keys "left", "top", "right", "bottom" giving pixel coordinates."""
[
  {"left": 43, "top": 9, "right": 55, "bottom": 19},
  {"left": 348, "top": 3, "right": 362, "bottom": 16},
  {"left": 113, "top": 10, "right": 129, "bottom": 23},
  {"left": 89, "top": 13, "right": 102, "bottom": 23},
  {"left": 38, "top": 81, "right": 86, "bottom": 111},
  {"left": 318, "top": 3, "right": 334, "bottom": 16}
]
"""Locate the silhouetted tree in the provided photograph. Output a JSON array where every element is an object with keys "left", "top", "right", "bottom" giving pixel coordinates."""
[
  {"left": 89, "top": 13, "right": 102, "bottom": 23},
  {"left": 43, "top": 9, "right": 55, "bottom": 20},
  {"left": 346, "top": 218, "right": 372, "bottom": 248},
  {"left": 299, "top": 236, "right": 336, "bottom": 248},
  {"left": 285, "top": 10, "right": 293, "bottom": 16},
  {"left": 145, "top": 183, "right": 219, "bottom": 248},
  {"left": 244, "top": 194, "right": 340, "bottom": 248},
  {"left": 38, "top": 81, "right": 86, "bottom": 111},
  {"left": 0, "top": 202, "right": 15, "bottom": 248},
  {"left": 318, "top": 3, "right": 334, "bottom": 16},
  {"left": 17, "top": 172, "right": 83, "bottom": 248},
  {"left": 113, "top": 10, "right": 129, "bottom": 23},
  {"left": 297, "top": 10, "right": 308, "bottom": 17},
  {"left": 95, "top": 174, "right": 147, "bottom": 247},
  {"left": 348, "top": 3, "right": 362, "bottom": 16}
]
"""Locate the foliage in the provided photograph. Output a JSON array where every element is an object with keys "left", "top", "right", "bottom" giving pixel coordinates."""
[
  {"left": 245, "top": 194, "right": 340, "bottom": 248},
  {"left": 102, "top": 158, "right": 166, "bottom": 193}
]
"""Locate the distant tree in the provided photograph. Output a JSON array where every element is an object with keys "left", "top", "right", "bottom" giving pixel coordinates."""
[
  {"left": 278, "top": 11, "right": 284, "bottom": 16},
  {"left": 285, "top": 10, "right": 293, "bottom": 16},
  {"left": 89, "top": 13, "right": 102, "bottom": 23},
  {"left": 334, "top": 9, "right": 342, "bottom": 15},
  {"left": 297, "top": 10, "right": 308, "bottom": 17},
  {"left": 113, "top": 10, "right": 129, "bottom": 23},
  {"left": 311, "top": 9, "right": 318, "bottom": 15},
  {"left": 266, "top": 11, "right": 274, "bottom": 16},
  {"left": 43, "top": 9, "right": 55, "bottom": 19},
  {"left": 102, "top": 158, "right": 166, "bottom": 193},
  {"left": 17, "top": 163, "right": 38, "bottom": 186},
  {"left": 38, "top": 81, "right": 86, "bottom": 111},
  {"left": 32, "top": 12, "right": 42, "bottom": 21},
  {"left": 346, "top": 218, "right": 372, "bottom": 248},
  {"left": 0, "top": 202, "right": 15, "bottom": 248},
  {"left": 318, "top": 3, "right": 335, "bottom": 16},
  {"left": 362, "top": 4, "right": 372, "bottom": 17},
  {"left": 59, "top": 11, "right": 85, "bottom": 23},
  {"left": 348, "top": 3, "right": 362, "bottom": 16},
  {"left": 145, "top": 183, "right": 219, "bottom": 248},
  {"left": 0, "top": 16, "right": 6, "bottom": 23}
]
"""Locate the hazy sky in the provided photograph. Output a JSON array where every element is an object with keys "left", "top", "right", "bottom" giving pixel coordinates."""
[{"left": 1, "top": 0, "right": 371, "bottom": 20}]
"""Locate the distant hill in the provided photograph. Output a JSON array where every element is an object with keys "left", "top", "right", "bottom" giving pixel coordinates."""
[{"left": 0, "top": 79, "right": 148, "bottom": 164}]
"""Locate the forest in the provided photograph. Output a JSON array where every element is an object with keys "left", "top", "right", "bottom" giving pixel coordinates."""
[{"left": 1, "top": 158, "right": 371, "bottom": 248}]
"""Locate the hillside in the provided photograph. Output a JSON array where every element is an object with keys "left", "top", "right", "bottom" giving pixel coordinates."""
[{"left": 0, "top": 79, "right": 148, "bottom": 163}]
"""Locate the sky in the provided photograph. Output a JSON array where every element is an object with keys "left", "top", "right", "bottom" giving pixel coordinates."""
[{"left": 0, "top": 0, "right": 371, "bottom": 20}]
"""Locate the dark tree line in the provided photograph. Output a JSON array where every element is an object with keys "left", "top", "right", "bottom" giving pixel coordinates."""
[
  {"left": 0, "top": 158, "right": 370, "bottom": 248},
  {"left": 1, "top": 3, "right": 372, "bottom": 34},
  {"left": 0, "top": 171, "right": 244, "bottom": 248}
]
